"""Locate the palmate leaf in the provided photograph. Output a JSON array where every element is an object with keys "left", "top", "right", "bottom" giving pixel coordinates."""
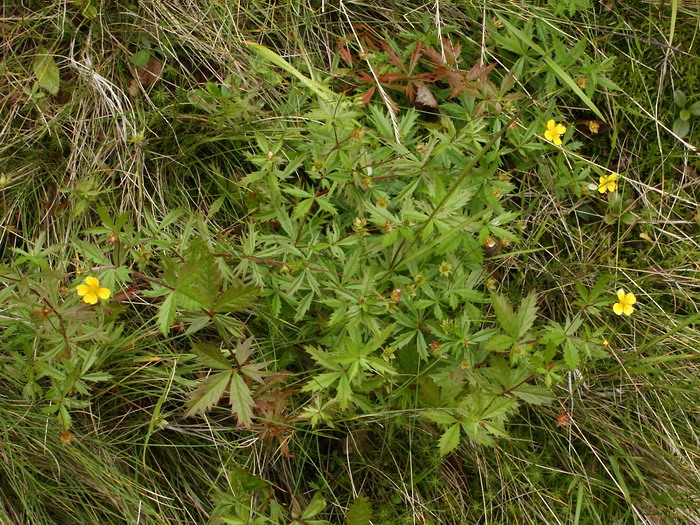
[{"left": 183, "top": 371, "right": 232, "bottom": 417}]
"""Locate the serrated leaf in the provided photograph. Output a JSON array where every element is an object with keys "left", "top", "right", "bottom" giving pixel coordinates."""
[
  {"left": 490, "top": 292, "right": 518, "bottom": 338},
  {"left": 563, "top": 339, "right": 580, "bottom": 370},
  {"left": 484, "top": 333, "right": 516, "bottom": 351},
  {"left": 229, "top": 372, "right": 255, "bottom": 427},
  {"left": 301, "top": 492, "right": 327, "bottom": 520},
  {"left": 157, "top": 293, "right": 177, "bottom": 335},
  {"left": 423, "top": 409, "right": 457, "bottom": 425},
  {"left": 515, "top": 292, "right": 538, "bottom": 339},
  {"left": 214, "top": 285, "right": 258, "bottom": 313},
  {"left": 33, "top": 50, "right": 60, "bottom": 95},
  {"left": 184, "top": 371, "right": 232, "bottom": 417},
  {"left": 510, "top": 384, "right": 554, "bottom": 405},
  {"left": 294, "top": 291, "right": 315, "bottom": 321},
  {"left": 302, "top": 371, "right": 342, "bottom": 392},
  {"left": 480, "top": 396, "right": 517, "bottom": 420},
  {"left": 346, "top": 495, "right": 372, "bottom": 525},
  {"left": 191, "top": 342, "right": 231, "bottom": 370},
  {"left": 461, "top": 420, "right": 494, "bottom": 446},
  {"left": 438, "top": 423, "right": 461, "bottom": 455},
  {"left": 235, "top": 336, "right": 256, "bottom": 363},
  {"left": 337, "top": 373, "right": 352, "bottom": 409}
]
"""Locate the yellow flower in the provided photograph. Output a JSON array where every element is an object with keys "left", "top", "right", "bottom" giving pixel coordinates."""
[
  {"left": 588, "top": 121, "right": 600, "bottom": 134},
  {"left": 438, "top": 261, "right": 453, "bottom": 276},
  {"left": 613, "top": 289, "right": 636, "bottom": 316},
  {"left": 544, "top": 119, "right": 567, "bottom": 145},
  {"left": 76, "top": 276, "right": 111, "bottom": 305},
  {"left": 598, "top": 173, "right": 618, "bottom": 194}
]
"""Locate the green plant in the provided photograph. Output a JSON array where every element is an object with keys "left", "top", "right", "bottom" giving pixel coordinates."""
[{"left": 672, "top": 90, "right": 700, "bottom": 138}]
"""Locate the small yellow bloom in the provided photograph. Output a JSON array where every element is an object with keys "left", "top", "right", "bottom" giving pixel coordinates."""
[
  {"left": 598, "top": 173, "right": 618, "bottom": 194},
  {"left": 544, "top": 119, "right": 567, "bottom": 146},
  {"left": 76, "top": 276, "right": 111, "bottom": 305},
  {"left": 588, "top": 121, "right": 600, "bottom": 134},
  {"left": 602, "top": 339, "right": 609, "bottom": 346},
  {"left": 613, "top": 289, "right": 636, "bottom": 316},
  {"left": 438, "top": 261, "right": 453, "bottom": 277}
]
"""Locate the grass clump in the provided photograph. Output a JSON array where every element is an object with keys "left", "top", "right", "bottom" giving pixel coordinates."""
[{"left": 1, "top": 0, "right": 699, "bottom": 523}]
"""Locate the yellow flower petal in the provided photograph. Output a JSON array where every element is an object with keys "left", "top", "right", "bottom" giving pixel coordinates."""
[
  {"left": 613, "top": 302, "right": 624, "bottom": 315},
  {"left": 617, "top": 289, "right": 626, "bottom": 301},
  {"left": 97, "top": 287, "right": 111, "bottom": 300},
  {"left": 547, "top": 119, "right": 556, "bottom": 131},
  {"left": 623, "top": 303, "right": 634, "bottom": 315},
  {"left": 555, "top": 123, "right": 567, "bottom": 134},
  {"left": 76, "top": 284, "right": 90, "bottom": 296},
  {"left": 83, "top": 292, "right": 98, "bottom": 305},
  {"left": 626, "top": 292, "right": 636, "bottom": 305},
  {"left": 84, "top": 276, "right": 100, "bottom": 287}
]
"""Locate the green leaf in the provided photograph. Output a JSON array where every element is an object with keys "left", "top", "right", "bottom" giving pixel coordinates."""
[
  {"left": 229, "top": 372, "right": 255, "bottom": 427},
  {"left": 301, "top": 492, "right": 327, "bottom": 520},
  {"left": 673, "top": 90, "right": 687, "bottom": 108},
  {"left": 294, "top": 291, "right": 315, "bottom": 321},
  {"left": 673, "top": 118, "right": 690, "bottom": 138},
  {"left": 130, "top": 50, "right": 150, "bottom": 67},
  {"left": 423, "top": 409, "right": 457, "bottom": 425},
  {"left": 33, "top": 49, "right": 60, "bottom": 95},
  {"left": 480, "top": 397, "right": 517, "bottom": 420},
  {"left": 438, "top": 423, "right": 461, "bottom": 455},
  {"left": 563, "top": 339, "right": 581, "bottom": 370},
  {"left": 191, "top": 342, "right": 231, "bottom": 370},
  {"left": 490, "top": 292, "right": 518, "bottom": 338},
  {"left": 183, "top": 371, "right": 232, "bottom": 417},
  {"left": 337, "top": 373, "right": 352, "bottom": 409},
  {"left": 346, "top": 495, "right": 372, "bottom": 525},
  {"left": 214, "top": 285, "right": 258, "bottom": 313},
  {"left": 510, "top": 384, "right": 554, "bottom": 405},
  {"left": 515, "top": 292, "right": 538, "bottom": 339},
  {"left": 688, "top": 101, "right": 700, "bottom": 117},
  {"left": 484, "top": 333, "right": 516, "bottom": 352},
  {"left": 157, "top": 293, "right": 177, "bottom": 335},
  {"left": 302, "top": 371, "right": 342, "bottom": 392}
]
